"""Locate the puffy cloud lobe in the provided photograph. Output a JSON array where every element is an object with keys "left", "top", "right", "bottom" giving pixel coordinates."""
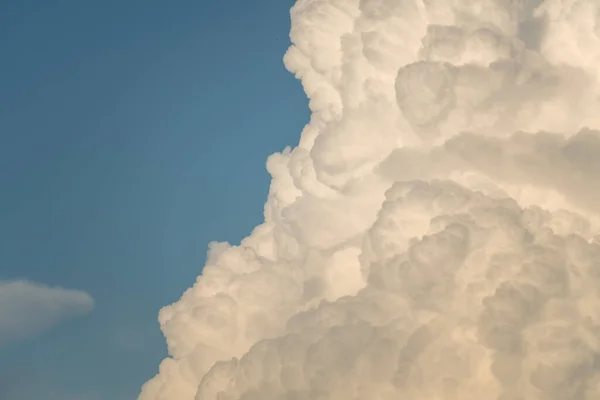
[
  {"left": 0, "top": 280, "right": 94, "bottom": 345},
  {"left": 190, "top": 183, "right": 600, "bottom": 400},
  {"left": 378, "top": 130, "right": 600, "bottom": 221},
  {"left": 139, "top": 0, "right": 600, "bottom": 399}
]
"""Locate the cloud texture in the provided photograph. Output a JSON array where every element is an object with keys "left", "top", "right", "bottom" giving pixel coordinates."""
[
  {"left": 140, "top": 0, "right": 600, "bottom": 399},
  {"left": 0, "top": 280, "right": 94, "bottom": 345}
]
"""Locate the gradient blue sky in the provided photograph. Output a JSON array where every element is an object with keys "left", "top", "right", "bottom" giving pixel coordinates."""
[{"left": 0, "top": 1, "right": 308, "bottom": 399}]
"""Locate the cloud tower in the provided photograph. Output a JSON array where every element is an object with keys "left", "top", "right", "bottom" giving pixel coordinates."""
[{"left": 140, "top": 1, "right": 600, "bottom": 399}]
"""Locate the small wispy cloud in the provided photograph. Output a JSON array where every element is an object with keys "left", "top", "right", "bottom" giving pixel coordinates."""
[{"left": 0, "top": 280, "right": 94, "bottom": 346}]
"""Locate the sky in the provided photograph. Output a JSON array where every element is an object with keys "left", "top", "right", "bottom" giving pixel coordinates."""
[{"left": 0, "top": 1, "right": 308, "bottom": 399}]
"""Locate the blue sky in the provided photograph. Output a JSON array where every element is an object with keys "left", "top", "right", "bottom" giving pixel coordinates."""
[{"left": 0, "top": 1, "right": 308, "bottom": 399}]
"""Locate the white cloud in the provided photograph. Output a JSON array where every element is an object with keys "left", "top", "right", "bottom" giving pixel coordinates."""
[
  {"left": 0, "top": 280, "right": 94, "bottom": 345},
  {"left": 139, "top": 0, "right": 600, "bottom": 399}
]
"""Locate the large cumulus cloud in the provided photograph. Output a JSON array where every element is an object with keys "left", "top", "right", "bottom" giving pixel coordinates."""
[{"left": 139, "top": 0, "right": 600, "bottom": 399}]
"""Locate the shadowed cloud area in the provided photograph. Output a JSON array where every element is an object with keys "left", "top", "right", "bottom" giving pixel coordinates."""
[{"left": 139, "top": 0, "right": 600, "bottom": 399}]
